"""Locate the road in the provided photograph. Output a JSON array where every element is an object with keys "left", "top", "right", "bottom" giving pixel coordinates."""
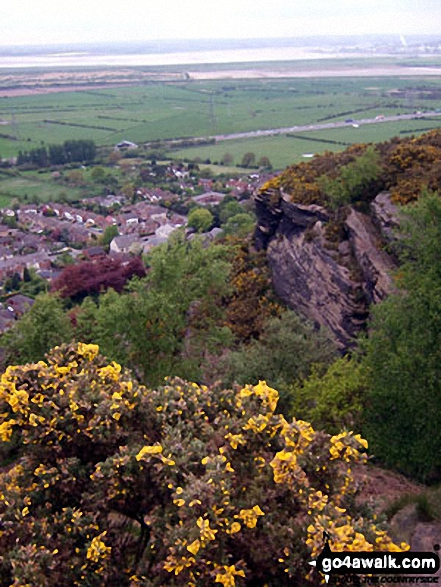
[{"left": 209, "top": 111, "right": 441, "bottom": 142}]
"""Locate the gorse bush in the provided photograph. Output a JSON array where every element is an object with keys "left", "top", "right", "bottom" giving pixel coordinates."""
[{"left": 0, "top": 343, "right": 406, "bottom": 586}]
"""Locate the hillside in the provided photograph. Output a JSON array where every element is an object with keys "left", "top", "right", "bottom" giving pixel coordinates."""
[{"left": 253, "top": 130, "right": 441, "bottom": 347}]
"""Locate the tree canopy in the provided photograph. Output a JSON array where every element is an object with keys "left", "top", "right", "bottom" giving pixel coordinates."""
[{"left": 363, "top": 193, "right": 441, "bottom": 482}]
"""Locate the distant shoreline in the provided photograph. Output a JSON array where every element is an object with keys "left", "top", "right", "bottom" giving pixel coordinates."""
[{"left": 0, "top": 47, "right": 378, "bottom": 69}]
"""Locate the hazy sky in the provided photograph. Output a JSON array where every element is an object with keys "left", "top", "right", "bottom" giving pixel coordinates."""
[{"left": 2, "top": 0, "right": 439, "bottom": 46}]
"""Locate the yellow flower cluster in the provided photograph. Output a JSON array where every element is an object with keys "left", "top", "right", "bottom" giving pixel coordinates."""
[
  {"left": 235, "top": 505, "right": 265, "bottom": 529},
  {"left": 86, "top": 532, "right": 111, "bottom": 563},
  {"left": 76, "top": 342, "right": 99, "bottom": 360},
  {"left": 236, "top": 381, "right": 279, "bottom": 413},
  {"left": 0, "top": 418, "right": 15, "bottom": 441},
  {"left": 0, "top": 346, "right": 407, "bottom": 586},
  {"left": 163, "top": 555, "right": 196, "bottom": 575},
  {"left": 330, "top": 431, "right": 368, "bottom": 461},
  {"left": 0, "top": 343, "right": 147, "bottom": 447},
  {"left": 224, "top": 432, "right": 246, "bottom": 450},
  {"left": 215, "top": 564, "right": 245, "bottom": 587}
]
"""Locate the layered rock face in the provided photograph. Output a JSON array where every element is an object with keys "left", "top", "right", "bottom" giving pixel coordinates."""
[{"left": 254, "top": 187, "right": 398, "bottom": 349}]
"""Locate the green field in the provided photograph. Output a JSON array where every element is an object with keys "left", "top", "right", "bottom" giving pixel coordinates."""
[
  {"left": 172, "top": 117, "right": 441, "bottom": 169},
  {"left": 1, "top": 75, "right": 441, "bottom": 162},
  {"left": 0, "top": 168, "right": 102, "bottom": 203}
]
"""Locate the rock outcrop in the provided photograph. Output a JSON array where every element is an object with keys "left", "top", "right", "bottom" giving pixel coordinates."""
[{"left": 254, "top": 188, "right": 400, "bottom": 349}]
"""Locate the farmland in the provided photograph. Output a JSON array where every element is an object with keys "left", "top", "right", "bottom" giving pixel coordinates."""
[{"left": 1, "top": 65, "right": 441, "bottom": 169}]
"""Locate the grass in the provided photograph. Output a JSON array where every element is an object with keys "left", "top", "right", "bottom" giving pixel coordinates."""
[
  {"left": 171, "top": 116, "right": 441, "bottom": 170},
  {"left": 172, "top": 135, "right": 336, "bottom": 170},
  {"left": 385, "top": 486, "right": 441, "bottom": 523},
  {"left": 1, "top": 76, "right": 441, "bottom": 160},
  {"left": 0, "top": 169, "right": 100, "bottom": 205}
]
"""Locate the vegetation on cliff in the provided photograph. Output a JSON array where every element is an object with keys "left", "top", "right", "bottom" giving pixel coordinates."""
[{"left": 260, "top": 129, "right": 441, "bottom": 208}]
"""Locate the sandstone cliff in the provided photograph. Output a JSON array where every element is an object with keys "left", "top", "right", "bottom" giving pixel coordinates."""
[{"left": 254, "top": 187, "right": 399, "bottom": 348}]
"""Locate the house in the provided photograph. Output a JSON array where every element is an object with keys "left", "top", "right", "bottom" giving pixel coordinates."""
[
  {"left": 193, "top": 192, "right": 226, "bottom": 207},
  {"left": 0, "top": 246, "right": 13, "bottom": 261},
  {"left": 116, "top": 140, "right": 138, "bottom": 150},
  {"left": 0, "top": 313, "right": 14, "bottom": 334},
  {"left": 6, "top": 293, "right": 35, "bottom": 316},
  {"left": 142, "top": 235, "right": 168, "bottom": 253},
  {"left": 110, "top": 234, "right": 142, "bottom": 255},
  {"left": 155, "top": 223, "right": 179, "bottom": 239},
  {"left": 83, "top": 246, "right": 106, "bottom": 260}
]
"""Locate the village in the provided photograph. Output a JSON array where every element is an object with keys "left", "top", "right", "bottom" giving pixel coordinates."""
[{"left": 0, "top": 158, "right": 269, "bottom": 332}]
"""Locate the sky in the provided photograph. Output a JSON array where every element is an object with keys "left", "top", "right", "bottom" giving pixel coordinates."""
[{"left": 1, "top": 0, "right": 440, "bottom": 47}]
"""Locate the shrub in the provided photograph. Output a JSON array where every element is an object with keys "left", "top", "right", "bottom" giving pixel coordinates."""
[
  {"left": 0, "top": 343, "right": 406, "bottom": 586},
  {"left": 289, "top": 356, "right": 367, "bottom": 433}
]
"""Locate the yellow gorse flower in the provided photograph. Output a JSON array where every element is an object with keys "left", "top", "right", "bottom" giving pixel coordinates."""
[
  {"left": 0, "top": 419, "right": 15, "bottom": 441},
  {"left": 215, "top": 564, "right": 246, "bottom": 587},
  {"left": 135, "top": 444, "right": 163, "bottom": 460},
  {"left": 197, "top": 517, "right": 217, "bottom": 542},
  {"left": 236, "top": 505, "right": 264, "bottom": 529},
  {"left": 76, "top": 343, "right": 99, "bottom": 360},
  {"left": 86, "top": 532, "right": 111, "bottom": 562}
]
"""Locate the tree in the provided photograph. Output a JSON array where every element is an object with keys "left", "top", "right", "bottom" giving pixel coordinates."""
[
  {"left": 51, "top": 257, "right": 146, "bottom": 303},
  {"left": 99, "top": 224, "right": 119, "bottom": 248},
  {"left": 66, "top": 169, "right": 84, "bottom": 185},
  {"left": 48, "top": 143, "right": 67, "bottom": 165},
  {"left": 0, "top": 293, "right": 73, "bottom": 365},
  {"left": 222, "top": 213, "right": 255, "bottom": 238},
  {"left": 289, "top": 356, "right": 366, "bottom": 433},
  {"left": 319, "top": 146, "right": 381, "bottom": 209},
  {"left": 187, "top": 207, "right": 214, "bottom": 233},
  {"left": 258, "top": 156, "right": 272, "bottom": 169},
  {"left": 84, "top": 235, "right": 233, "bottom": 385},
  {"left": 121, "top": 181, "right": 135, "bottom": 199},
  {"left": 16, "top": 268, "right": 48, "bottom": 298},
  {"left": 221, "top": 152, "right": 234, "bottom": 166},
  {"left": 363, "top": 193, "right": 441, "bottom": 482},
  {"left": 3, "top": 272, "right": 21, "bottom": 293},
  {"left": 241, "top": 152, "right": 256, "bottom": 168},
  {"left": 64, "top": 139, "right": 96, "bottom": 163},
  {"left": 0, "top": 342, "right": 404, "bottom": 586},
  {"left": 218, "top": 199, "right": 243, "bottom": 225},
  {"left": 222, "top": 310, "right": 337, "bottom": 414},
  {"left": 91, "top": 166, "right": 106, "bottom": 183}
]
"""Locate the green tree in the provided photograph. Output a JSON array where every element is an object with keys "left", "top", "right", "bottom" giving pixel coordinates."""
[
  {"left": 221, "top": 152, "right": 234, "bottom": 166},
  {"left": 222, "top": 213, "right": 255, "bottom": 238},
  {"left": 87, "top": 234, "right": 232, "bottom": 385},
  {"left": 218, "top": 199, "right": 243, "bottom": 225},
  {"left": 319, "top": 146, "right": 381, "bottom": 209},
  {"left": 0, "top": 293, "right": 73, "bottom": 365},
  {"left": 363, "top": 193, "right": 441, "bottom": 482},
  {"left": 121, "top": 181, "right": 135, "bottom": 198},
  {"left": 91, "top": 166, "right": 106, "bottom": 183},
  {"left": 241, "top": 152, "right": 256, "bottom": 168},
  {"left": 187, "top": 207, "right": 214, "bottom": 233},
  {"left": 222, "top": 310, "right": 337, "bottom": 414},
  {"left": 290, "top": 356, "right": 366, "bottom": 433},
  {"left": 16, "top": 268, "right": 48, "bottom": 298},
  {"left": 66, "top": 169, "right": 84, "bottom": 185},
  {"left": 258, "top": 156, "right": 272, "bottom": 169},
  {"left": 99, "top": 224, "right": 119, "bottom": 248},
  {"left": 73, "top": 296, "right": 98, "bottom": 343}
]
